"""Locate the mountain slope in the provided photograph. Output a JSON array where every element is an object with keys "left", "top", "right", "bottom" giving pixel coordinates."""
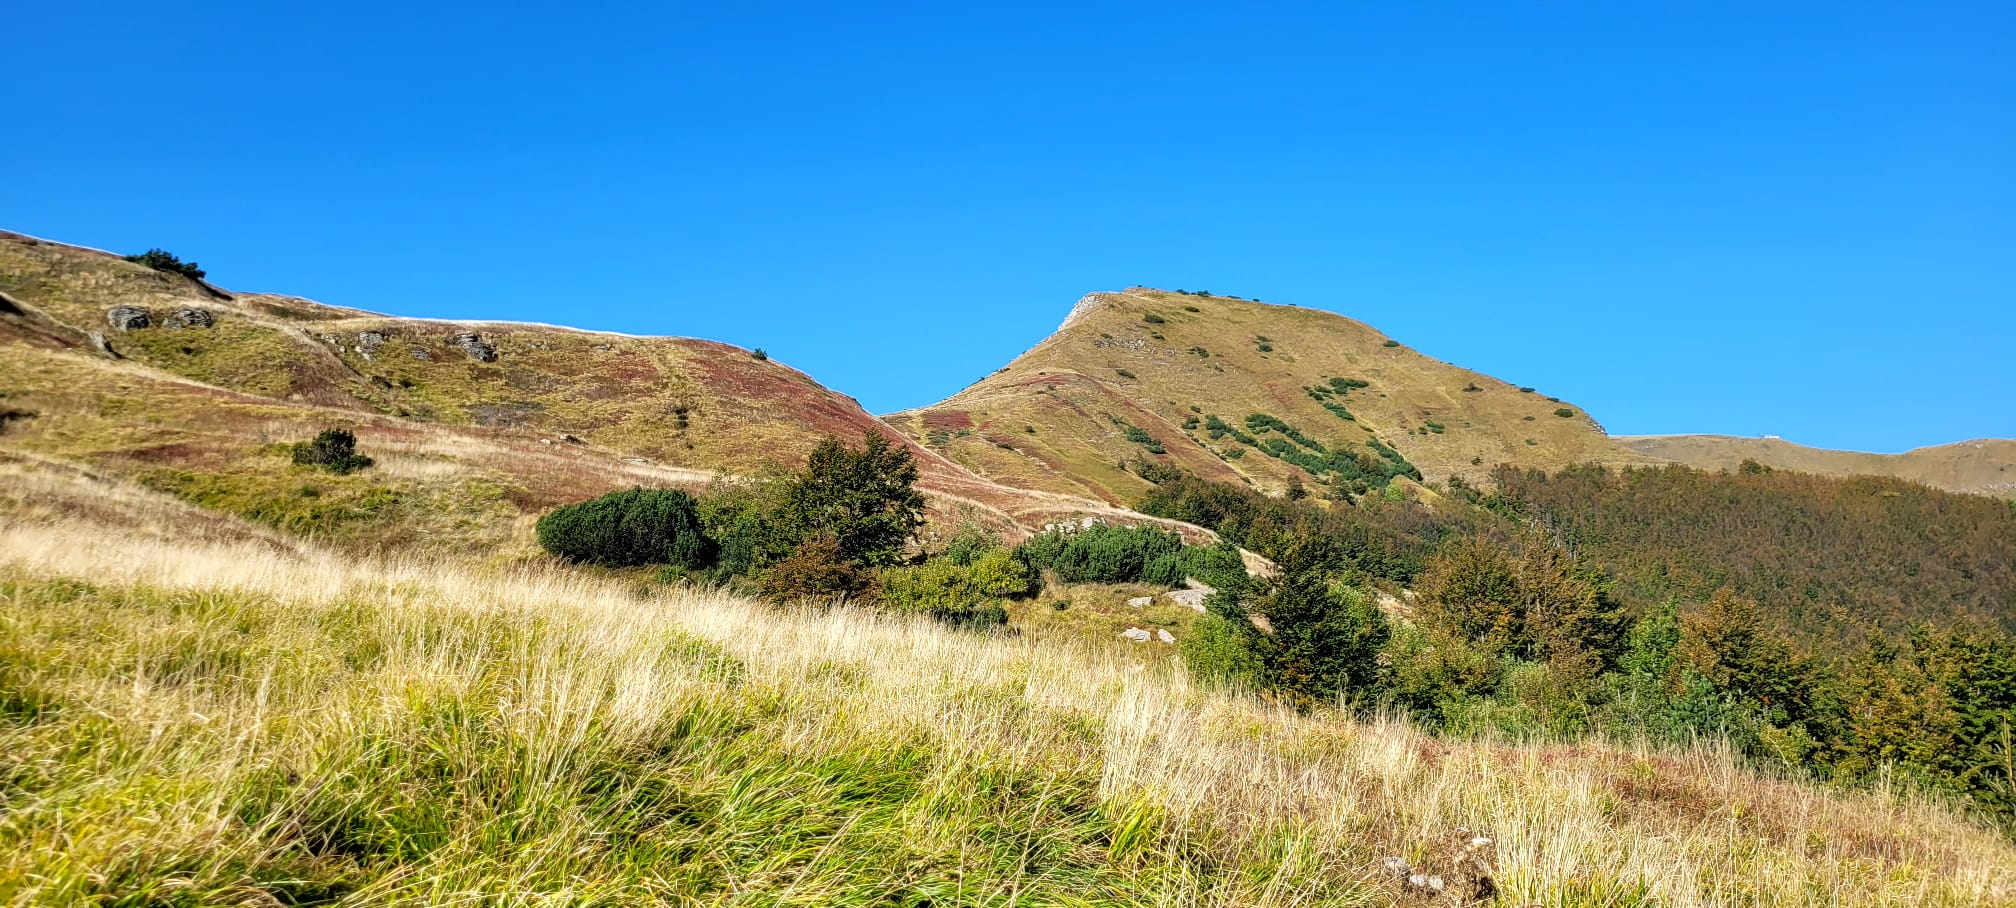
[
  {"left": 5, "top": 507, "right": 2013, "bottom": 906},
  {"left": 0, "top": 230, "right": 1196, "bottom": 541},
  {"left": 1617, "top": 434, "right": 2016, "bottom": 498},
  {"left": 890, "top": 288, "right": 1662, "bottom": 504}
]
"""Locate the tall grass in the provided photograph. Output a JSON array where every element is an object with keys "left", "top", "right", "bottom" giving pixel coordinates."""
[{"left": 1, "top": 520, "right": 2011, "bottom": 906}]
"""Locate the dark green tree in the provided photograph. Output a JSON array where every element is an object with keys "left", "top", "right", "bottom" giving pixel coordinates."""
[
  {"left": 1248, "top": 539, "right": 1391, "bottom": 709},
  {"left": 780, "top": 432, "right": 926, "bottom": 568}
]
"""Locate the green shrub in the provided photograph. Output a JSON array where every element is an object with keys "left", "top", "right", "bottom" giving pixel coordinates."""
[
  {"left": 1180, "top": 614, "right": 1266, "bottom": 688},
  {"left": 939, "top": 524, "right": 1003, "bottom": 566},
  {"left": 291, "top": 429, "right": 373, "bottom": 475},
  {"left": 878, "top": 549, "right": 1030, "bottom": 629},
  {"left": 1256, "top": 343, "right": 1273, "bottom": 353},
  {"left": 1383, "top": 340, "right": 1401, "bottom": 348},
  {"left": 1519, "top": 386, "right": 1536, "bottom": 393},
  {"left": 1181, "top": 542, "right": 1249, "bottom": 589},
  {"left": 1116, "top": 369, "right": 1136, "bottom": 379},
  {"left": 1014, "top": 524, "right": 1185, "bottom": 585},
  {"left": 124, "top": 248, "right": 206, "bottom": 280},
  {"left": 1142, "top": 313, "right": 1167, "bottom": 324},
  {"left": 758, "top": 533, "right": 870, "bottom": 600},
  {"left": 537, "top": 488, "right": 716, "bottom": 569},
  {"left": 1553, "top": 408, "right": 1577, "bottom": 418},
  {"left": 1183, "top": 305, "right": 1201, "bottom": 313},
  {"left": 751, "top": 348, "right": 768, "bottom": 361}
]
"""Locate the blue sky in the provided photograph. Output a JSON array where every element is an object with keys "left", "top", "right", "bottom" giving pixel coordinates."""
[{"left": 6, "top": 3, "right": 2010, "bottom": 453}]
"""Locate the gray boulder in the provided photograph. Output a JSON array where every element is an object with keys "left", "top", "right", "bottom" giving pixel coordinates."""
[
  {"left": 162, "top": 307, "right": 215, "bottom": 329},
  {"left": 452, "top": 332, "right": 498, "bottom": 362},
  {"left": 106, "top": 306, "right": 151, "bottom": 330}
]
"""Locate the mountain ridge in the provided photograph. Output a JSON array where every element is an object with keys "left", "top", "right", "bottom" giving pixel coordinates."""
[{"left": 1616, "top": 433, "right": 2016, "bottom": 498}]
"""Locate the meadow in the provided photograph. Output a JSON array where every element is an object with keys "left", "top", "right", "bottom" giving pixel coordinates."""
[{"left": 3, "top": 509, "right": 2012, "bottom": 906}]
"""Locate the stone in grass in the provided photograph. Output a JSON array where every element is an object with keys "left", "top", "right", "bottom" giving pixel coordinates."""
[
  {"left": 1119, "top": 627, "right": 1152, "bottom": 642},
  {"left": 163, "top": 307, "right": 214, "bottom": 329},
  {"left": 1127, "top": 596, "right": 1155, "bottom": 608},
  {"left": 1155, "top": 628, "right": 1176, "bottom": 643},
  {"left": 106, "top": 306, "right": 150, "bottom": 330},
  {"left": 453, "top": 332, "right": 499, "bottom": 362},
  {"left": 1388, "top": 827, "right": 1500, "bottom": 905}
]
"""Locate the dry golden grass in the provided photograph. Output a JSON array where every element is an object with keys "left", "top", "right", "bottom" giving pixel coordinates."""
[{"left": 2, "top": 493, "right": 2011, "bottom": 905}]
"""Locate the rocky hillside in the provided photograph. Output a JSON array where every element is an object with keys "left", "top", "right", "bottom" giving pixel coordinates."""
[
  {"left": 1617, "top": 434, "right": 2016, "bottom": 498},
  {"left": 0, "top": 231, "right": 1193, "bottom": 545},
  {"left": 889, "top": 287, "right": 1662, "bottom": 504}
]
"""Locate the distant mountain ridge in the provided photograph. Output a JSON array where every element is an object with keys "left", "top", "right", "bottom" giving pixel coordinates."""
[{"left": 1616, "top": 434, "right": 2016, "bottom": 499}]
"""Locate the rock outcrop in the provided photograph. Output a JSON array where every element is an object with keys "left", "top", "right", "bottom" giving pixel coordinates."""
[
  {"left": 163, "top": 307, "right": 214, "bottom": 329},
  {"left": 106, "top": 306, "right": 150, "bottom": 330},
  {"left": 452, "top": 332, "right": 498, "bottom": 362}
]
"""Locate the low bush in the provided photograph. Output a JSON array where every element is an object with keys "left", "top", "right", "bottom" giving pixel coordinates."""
[
  {"left": 291, "top": 429, "right": 373, "bottom": 475},
  {"left": 1553, "top": 408, "right": 1577, "bottom": 418},
  {"left": 537, "top": 488, "right": 716, "bottom": 569},
  {"left": 124, "top": 248, "right": 206, "bottom": 280},
  {"left": 1383, "top": 339, "right": 1401, "bottom": 348},
  {"left": 1142, "top": 313, "right": 1167, "bottom": 324},
  {"left": 879, "top": 549, "right": 1032, "bottom": 629},
  {"left": 1014, "top": 524, "right": 1185, "bottom": 585},
  {"left": 759, "top": 533, "right": 871, "bottom": 600}
]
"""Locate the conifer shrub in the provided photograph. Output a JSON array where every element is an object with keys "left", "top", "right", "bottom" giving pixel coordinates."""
[
  {"left": 1014, "top": 524, "right": 1185, "bottom": 585},
  {"left": 1553, "top": 408, "right": 1577, "bottom": 418},
  {"left": 124, "top": 248, "right": 206, "bottom": 280},
  {"left": 291, "top": 429, "right": 374, "bottom": 475},
  {"left": 537, "top": 488, "right": 717, "bottom": 569},
  {"left": 1383, "top": 339, "right": 1401, "bottom": 348},
  {"left": 1142, "top": 313, "right": 1167, "bottom": 324}
]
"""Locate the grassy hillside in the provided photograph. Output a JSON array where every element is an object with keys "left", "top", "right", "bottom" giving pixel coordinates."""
[
  {"left": 0, "top": 230, "right": 1193, "bottom": 541},
  {"left": 4, "top": 493, "right": 2012, "bottom": 906},
  {"left": 889, "top": 288, "right": 1663, "bottom": 505},
  {"left": 1617, "top": 434, "right": 2016, "bottom": 499}
]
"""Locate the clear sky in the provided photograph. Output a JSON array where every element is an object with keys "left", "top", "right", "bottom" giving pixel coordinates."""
[{"left": 6, "top": 3, "right": 2010, "bottom": 453}]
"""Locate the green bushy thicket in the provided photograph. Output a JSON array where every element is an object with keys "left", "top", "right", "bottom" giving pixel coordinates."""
[
  {"left": 290, "top": 428, "right": 374, "bottom": 475},
  {"left": 1014, "top": 524, "right": 1184, "bottom": 585},
  {"left": 879, "top": 549, "right": 1033, "bottom": 630},
  {"left": 536, "top": 488, "right": 716, "bottom": 569},
  {"left": 1150, "top": 465, "right": 2016, "bottom": 830}
]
